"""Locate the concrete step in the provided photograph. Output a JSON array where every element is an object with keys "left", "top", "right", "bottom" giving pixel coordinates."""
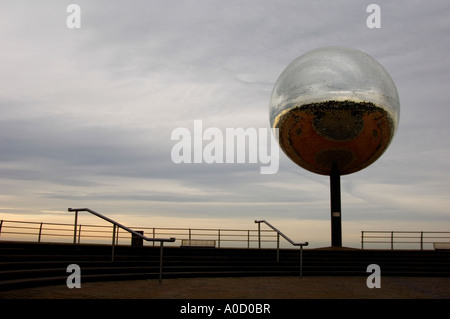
[{"left": 1, "top": 241, "right": 450, "bottom": 291}]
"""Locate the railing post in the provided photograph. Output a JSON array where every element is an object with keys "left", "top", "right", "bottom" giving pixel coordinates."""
[
  {"left": 0, "top": 220, "right": 3, "bottom": 237},
  {"left": 247, "top": 230, "right": 250, "bottom": 249},
  {"left": 276, "top": 233, "right": 280, "bottom": 262},
  {"left": 159, "top": 242, "right": 164, "bottom": 284},
  {"left": 391, "top": 231, "right": 394, "bottom": 250},
  {"left": 73, "top": 210, "right": 78, "bottom": 244},
  {"left": 420, "top": 231, "right": 424, "bottom": 250},
  {"left": 361, "top": 231, "right": 364, "bottom": 250},
  {"left": 78, "top": 225, "right": 82, "bottom": 244},
  {"left": 299, "top": 245, "right": 304, "bottom": 278},
  {"left": 218, "top": 229, "right": 221, "bottom": 248},
  {"left": 38, "top": 222, "right": 43, "bottom": 243},
  {"left": 111, "top": 224, "right": 116, "bottom": 262},
  {"left": 257, "top": 222, "right": 261, "bottom": 249},
  {"left": 153, "top": 228, "right": 156, "bottom": 247}
]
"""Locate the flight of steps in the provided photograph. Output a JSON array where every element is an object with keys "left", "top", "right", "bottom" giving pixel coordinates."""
[{"left": 1, "top": 241, "right": 449, "bottom": 291}]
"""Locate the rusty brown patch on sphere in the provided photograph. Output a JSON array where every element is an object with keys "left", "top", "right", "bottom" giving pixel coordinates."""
[{"left": 275, "top": 100, "right": 394, "bottom": 175}]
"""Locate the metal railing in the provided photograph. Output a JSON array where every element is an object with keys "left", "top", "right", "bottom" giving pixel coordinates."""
[
  {"left": 0, "top": 219, "right": 77, "bottom": 243},
  {"left": 255, "top": 220, "right": 308, "bottom": 277},
  {"left": 68, "top": 208, "right": 176, "bottom": 283},
  {"left": 0, "top": 219, "right": 277, "bottom": 248},
  {"left": 361, "top": 231, "right": 450, "bottom": 250}
]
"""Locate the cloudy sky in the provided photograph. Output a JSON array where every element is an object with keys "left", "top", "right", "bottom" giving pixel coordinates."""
[{"left": 1, "top": 1, "right": 449, "bottom": 248}]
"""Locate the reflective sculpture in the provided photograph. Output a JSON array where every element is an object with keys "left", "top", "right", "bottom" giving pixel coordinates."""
[{"left": 269, "top": 47, "right": 400, "bottom": 246}]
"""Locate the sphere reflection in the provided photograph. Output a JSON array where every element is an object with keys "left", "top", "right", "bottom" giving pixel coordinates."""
[{"left": 269, "top": 47, "right": 400, "bottom": 175}]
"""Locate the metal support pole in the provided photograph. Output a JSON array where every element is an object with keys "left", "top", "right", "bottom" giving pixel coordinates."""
[
  {"left": 276, "top": 233, "right": 280, "bottom": 262},
  {"left": 391, "top": 231, "right": 394, "bottom": 250},
  {"left": 258, "top": 222, "right": 261, "bottom": 249},
  {"left": 159, "top": 242, "right": 164, "bottom": 284},
  {"left": 361, "top": 231, "right": 364, "bottom": 250},
  {"left": 330, "top": 163, "right": 342, "bottom": 247},
  {"left": 153, "top": 227, "right": 155, "bottom": 246},
  {"left": 73, "top": 210, "right": 78, "bottom": 244},
  {"left": 218, "top": 229, "right": 221, "bottom": 248},
  {"left": 78, "top": 225, "right": 82, "bottom": 244},
  {"left": 299, "top": 245, "right": 304, "bottom": 278},
  {"left": 38, "top": 222, "right": 43, "bottom": 243},
  {"left": 111, "top": 224, "right": 116, "bottom": 262},
  {"left": 420, "top": 231, "right": 424, "bottom": 250}
]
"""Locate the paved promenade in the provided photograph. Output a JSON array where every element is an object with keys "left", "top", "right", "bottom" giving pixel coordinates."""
[{"left": 1, "top": 276, "right": 449, "bottom": 299}]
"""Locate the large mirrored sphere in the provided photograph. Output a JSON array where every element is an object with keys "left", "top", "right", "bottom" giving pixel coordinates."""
[{"left": 270, "top": 46, "right": 400, "bottom": 175}]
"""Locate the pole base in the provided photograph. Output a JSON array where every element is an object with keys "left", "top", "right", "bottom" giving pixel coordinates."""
[{"left": 330, "top": 164, "right": 342, "bottom": 247}]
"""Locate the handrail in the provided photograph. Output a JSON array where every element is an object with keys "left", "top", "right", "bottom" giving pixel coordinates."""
[
  {"left": 68, "top": 208, "right": 176, "bottom": 283},
  {"left": 255, "top": 220, "right": 308, "bottom": 247},
  {"left": 255, "top": 220, "right": 308, "bottom": 277},
  {"left": 68, "top": 208, "right": 176, "bottom": 244}
]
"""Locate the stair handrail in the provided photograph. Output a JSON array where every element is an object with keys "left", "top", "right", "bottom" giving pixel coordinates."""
[
  {"left": 68, "top": 208, "right": 176, "bottom": 283},
  {"left": 254, "top": 220, "right": 308, "bottom": 247},
  {"left": 68, "top": 208, "right": 176, "bottom": 244},
  {"left": 255, "top": 220, "right": 308, "bottom": 277}
]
